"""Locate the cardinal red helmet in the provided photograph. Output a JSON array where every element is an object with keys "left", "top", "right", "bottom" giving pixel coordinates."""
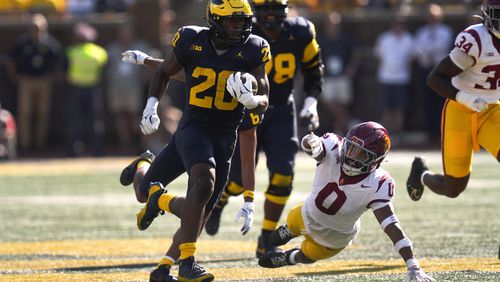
[
  {"left": 483, "top": 0, "right": 500, "bottom": 38},
  {"left": 340, "top": 121, "right": 391, "bottom": 176}
]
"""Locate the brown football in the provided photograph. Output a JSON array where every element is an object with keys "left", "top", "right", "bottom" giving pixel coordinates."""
[{"left": 240, "top": 72, "right": 258, "bottom": 95}]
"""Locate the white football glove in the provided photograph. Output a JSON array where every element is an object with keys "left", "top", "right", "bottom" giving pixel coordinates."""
[
  {"left": 235, "top": 201, "right": 254, "bottom": 235},
  {"left": 455, "top": 91, "right": 488, "bottom": 112},
  {"left": 299, "top": 96, "right": 319, "bottom": 131},
  {"left": 140, "top": 97, "right": 160, "bottom": 135},
  {"left": 226, "top": 72, "right": 261, "bottom": 109},
  {"left": 405, "top": 266, "right": 435, "bottom": 282},
  {"left": 301, "top": 133, "right": 323, "bottom": 158},
  {"left": 121, "top": 50, "right": 151, "bottom": 65}
]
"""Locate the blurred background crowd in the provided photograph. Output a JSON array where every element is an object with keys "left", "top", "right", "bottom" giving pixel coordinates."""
[{"left": 0, "top": 0, "right": 484, "bottom": 159}]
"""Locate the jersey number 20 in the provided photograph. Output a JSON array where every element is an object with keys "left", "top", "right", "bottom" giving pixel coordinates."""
[{"left": 189, "top": 67, "right": 238, "bottom": 111}]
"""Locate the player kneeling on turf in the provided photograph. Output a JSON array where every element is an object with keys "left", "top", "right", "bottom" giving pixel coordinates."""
[{"left": 258, "top": 121, "right": 434, "bottom": 282}]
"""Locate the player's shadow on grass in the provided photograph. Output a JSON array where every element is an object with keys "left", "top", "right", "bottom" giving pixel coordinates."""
[
  {"left": 295, "top": 264, "right": 401, "bottom": 277},
  {"left": 54, "top": 257, "right": 254, "bottom": 272}
]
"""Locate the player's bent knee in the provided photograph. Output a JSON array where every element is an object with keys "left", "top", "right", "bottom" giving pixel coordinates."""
[
  {"left": 301, "top": 238, "right": 343, "bottom": 262},
  {"left": 136, "top": 192, "right": 147, "bottom": 203},
  {"left": 296, "top": 251, "right": 316, "bottom": 264},
  {"left": 265, "top": 173, "right": 293, "bottom": 204},
  {"left": 443, "top": 175, "right": 468, "bottom": 198},
  {"left": 270, "top": 172, "right": 293, "bottom": 187},
  {"left": 265, "top": 185, "right": 292, "bottom": 205},
  {"left": 446, "top": 189, "right": 465, "bottom": 198},
  {"left": 226, "top": 180, "right": 244, "bottom": 196},
  {"left": 190, "top": 164, "right": 215, "bottom": 199}
]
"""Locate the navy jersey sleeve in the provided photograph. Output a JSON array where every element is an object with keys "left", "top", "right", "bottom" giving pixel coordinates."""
[
  {"left": 239, "top": 109, "right": 263, "bottom": 131},
  {"left": 291, "top": 17, "right": 323, "bottom": 98},
  {"left": 293, "top": 17, "right": 321, "bottom": 68},
  {"left": 172, "top": 26, "right": 197, "bottom": 67},
  {"left": 244, "top": 35, "right": 271, "bottom": 70}
]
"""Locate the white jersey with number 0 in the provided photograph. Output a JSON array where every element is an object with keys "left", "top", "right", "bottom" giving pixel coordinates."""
[{"left": 302, "top": 133, "right": 395, "bottom": 249}]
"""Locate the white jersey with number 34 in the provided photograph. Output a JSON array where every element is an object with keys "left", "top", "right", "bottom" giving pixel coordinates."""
[
  {"left": 302, "top": 133, "right": 395, "bottom": 249},
  {"left": 451, "top": 24, "right": 500, "bottom": 103}
]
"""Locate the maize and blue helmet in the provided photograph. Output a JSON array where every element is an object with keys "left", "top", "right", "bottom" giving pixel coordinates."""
[{"left": 207, "top": 0, "right": 254, "bottom": 46}]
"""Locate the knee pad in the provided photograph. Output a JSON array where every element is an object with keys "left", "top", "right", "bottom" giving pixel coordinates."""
[
  {"left": 225, "top": 180, "right": 244, "bottom": 196},
  {"left": 265, "top": 173, "right": 293, "bottom": 205},
  {"left": 301, "top": 236, "right": 343, "bottom": 261}
]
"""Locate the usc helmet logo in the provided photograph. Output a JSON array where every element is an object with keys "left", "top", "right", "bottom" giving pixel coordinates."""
[{"left": 383, "top": 135, "right": 391, "bottom": 151}]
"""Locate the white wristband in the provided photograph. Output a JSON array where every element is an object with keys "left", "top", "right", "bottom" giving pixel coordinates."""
[
  {"left": 380, "top": 215, "right": 399, "bottom": 231},
  {"left": 301, "top": 96, "right": 318, "bottom": 116},
  {"left": 394, "top": 238, "right": 412, "bottom": 253},
  {"left": 145, "top": 97, "right": 159, "bottom": 112},
  {"left": 243, "top": 95, "right": 267, "bottom": 109},
  {"left": 405, "top": 258, "right": 419, "bottom": 269}
]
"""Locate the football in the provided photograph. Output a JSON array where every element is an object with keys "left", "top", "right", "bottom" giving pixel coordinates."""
[{"left": 240, "top": 72, "right": 258, "bottom": 95}]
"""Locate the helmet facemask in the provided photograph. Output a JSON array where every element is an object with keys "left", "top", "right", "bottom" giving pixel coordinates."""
[
  {"left": 340, "top": 137, "right": 385, "bottom": 176},
  {"left": 483, "top": 2, "right": 500, "bottom": 39},
  {"left": 207, "top": 0, "right": 253, "bottom": 46},
  {"left": 253, "top": 2, "right": 288, "bottom": 30},
  {"left": 209, "top": 14, "right": 253, "bottom": 46}
]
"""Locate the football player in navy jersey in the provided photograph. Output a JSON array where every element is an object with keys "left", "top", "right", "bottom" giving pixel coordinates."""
[
  {"left": 205, "top": 0, "right": 324, "bottom": 258},
  {"left": 120, "top": 0, "right": 322, "bottom": 266},
  {"left": 119, "top": 0, "right": 270, "bottom": 281}
]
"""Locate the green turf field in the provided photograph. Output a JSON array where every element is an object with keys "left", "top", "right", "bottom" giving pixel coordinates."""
[{"left": 0, "top": 151, "right": 499, "bottom": 281}]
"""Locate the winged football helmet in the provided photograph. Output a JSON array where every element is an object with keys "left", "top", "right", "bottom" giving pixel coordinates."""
[
  {"left": 207, "top": 0, "right": 254, "bottom": 46},
  {"left": 340, "top": 121, "right": 391, "bottom": 176},
  {"left": 252, "top": 0, "right": 288, "bottom": 30},
  {"left": 483, "top": 0, "right": 500, "bottom": 38}
]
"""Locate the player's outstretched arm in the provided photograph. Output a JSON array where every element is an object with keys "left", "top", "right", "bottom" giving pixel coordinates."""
[
  {"left": 235, "top": 127, "right": 257, "bottom": 235},
  {"left": 239, "top": 127, "right": 257, "bottom": 199},
  {"left": 299, "top": 56, "right": 323, "bottom": 132},
  {"left": 373, "top": 205, "right": 435, "bottom": 282},
  {"left": 141, "top": 50, "right": 183, "bottom": 135},
  {"left": 121, "top": 49, "right": 165, "bottom": 68},
  {"left": 122, "top": 50, "right": 186, "bottom": 81},
  {"left": 299, "top": 20, "right": 323, "bottom": 132}
]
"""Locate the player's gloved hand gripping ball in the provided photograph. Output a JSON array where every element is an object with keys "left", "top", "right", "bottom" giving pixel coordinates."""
[{"left": 226, "top": 72, "right": 266, "bottom": 109}]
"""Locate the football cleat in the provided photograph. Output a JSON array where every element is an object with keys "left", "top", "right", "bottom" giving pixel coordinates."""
[
  {"left": 205, "top": 206, "right": 224, "bottom": 236},
  {"left": 137, "top": 183, "right": 165, "bottom": 230},
  {"left": 150, "top": 264, "right": 178, "bottom": 282},
  {"left": 406, "top": 157, "right": 429, "bottom": 201},
  {"left": 258, "top": 247, "right": 299, "bottom": 268},
  {"left": 256, "top": 233, "right": 282, "bottom": 259},
  {"left": 269, "top": 225, "right": 297, "bottom": 247},
  {"left": 178, "top": 256, "right": 214, "bottom": 282},
  {"left": 120, "top": 150, "right": 155, "bottom": 186}
]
